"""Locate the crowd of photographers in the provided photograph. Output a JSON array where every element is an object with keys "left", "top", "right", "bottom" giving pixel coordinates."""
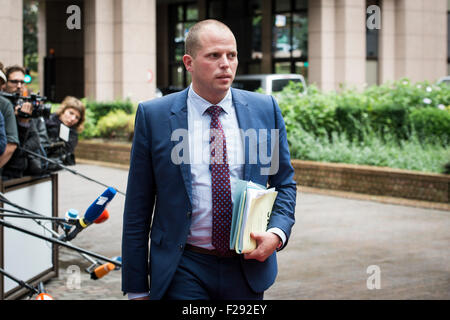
[{"left": 0, "top": 62, "right": 85, "bottom": 181}]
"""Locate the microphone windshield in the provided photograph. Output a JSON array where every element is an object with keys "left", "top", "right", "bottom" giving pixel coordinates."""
[
  {"left": 83, "top": 187, "right": 117, "bottom": 224},
  {"left": 36, "top": 293, "right": 54, "bottom": 300},
  {"left": 94, "top": 209, "right": 109, "bottom": 224},
  {"left": 91, "top": 263, "right": 115, "bottom": 280}
]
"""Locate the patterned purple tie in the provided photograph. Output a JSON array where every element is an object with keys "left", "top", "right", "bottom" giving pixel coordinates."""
[{"left": 206, "top": 105, "right": 233, "bottom": 255}]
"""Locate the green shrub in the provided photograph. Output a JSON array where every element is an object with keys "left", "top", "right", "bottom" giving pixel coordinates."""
[
  {"left": 274, "top": 78, "right": 450, "bottom": 173},
  {"left": 288, "top": 125, "right": 450, "bottom": 174},
  {"left": 96, "top": 110, "right": 135, "bottom": 140},
  {"left": 369, "top": 102, "right": 409, "bottom": 141},
  {"left": 275, "top": 83, "right": 339, "bottom": 139},
  {"left": 79, "top": 108, "right": 99, "bottom": 139},
  {"left": 409, "top": 107, "right": 450, "bottom": 145},
  {"left": 82, "top": 98, "right": 135, "bottom": 124}
]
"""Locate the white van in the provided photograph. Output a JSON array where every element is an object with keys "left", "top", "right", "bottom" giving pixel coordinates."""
[
  {"left": 437, "top": 76, "right": 450, "bottom": 85},
  {"left": 232, "top": 74, "right": 307, "bottom": 95}
]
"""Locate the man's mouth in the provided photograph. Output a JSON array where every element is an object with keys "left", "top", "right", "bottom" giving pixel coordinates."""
[{"left": 216, "top": 74, "right": 232, "bottom": 79}]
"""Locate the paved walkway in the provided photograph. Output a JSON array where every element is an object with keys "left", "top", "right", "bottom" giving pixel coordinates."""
[{"left": 33, "top": 164, "right": 449, "bottom": 300}]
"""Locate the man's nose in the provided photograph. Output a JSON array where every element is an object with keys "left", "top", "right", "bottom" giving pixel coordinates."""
[{"left": 219, "top": 55, "right": 230, "bottom": 68}]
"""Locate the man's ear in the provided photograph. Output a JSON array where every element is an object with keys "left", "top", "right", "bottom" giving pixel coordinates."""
[{"left": 182, "top": 54, "right": 193, "bottom": 72}]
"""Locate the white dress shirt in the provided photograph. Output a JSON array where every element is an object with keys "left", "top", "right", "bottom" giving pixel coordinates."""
[{"left": 186, "top": 85, "right": 245, "bottom": 249}]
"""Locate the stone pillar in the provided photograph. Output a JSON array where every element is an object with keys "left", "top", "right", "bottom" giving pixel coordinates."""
[
  {"left": 394, "top": 0, "right": 447, "bottom": 82},
  {"left": 114, "top": 0, "right": 156, "bottom": 102},
  {"left": 84, "top": 0, "right": 115, "bottom": 101},
  {"left": 0, "top": 0, "right": 23, "bottom": 67},
  {"left": 308, "top": 0, "right": 336, "bottom": 91},
  {"left": 334, "top": 0, "right": 366, "bottom": 89},
  {"left": 378, "top": 0, "right": 396, "bottom": 84},
  {"left": 85, "top": 0, "right": 156, "bottom": 103}
]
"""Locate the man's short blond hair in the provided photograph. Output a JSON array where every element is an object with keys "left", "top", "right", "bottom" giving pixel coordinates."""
[{"left": 185, "top": 19, "right": 234, "bottom": 57}]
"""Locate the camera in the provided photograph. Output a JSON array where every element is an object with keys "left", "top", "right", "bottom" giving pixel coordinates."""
[{"left": 0, "top": 91, "right": 52, "bottom": 118}]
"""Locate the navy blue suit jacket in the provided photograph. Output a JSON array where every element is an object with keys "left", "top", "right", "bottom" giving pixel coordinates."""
[{"left": 121, "top": 88, "right": 296, "bottom": 299}]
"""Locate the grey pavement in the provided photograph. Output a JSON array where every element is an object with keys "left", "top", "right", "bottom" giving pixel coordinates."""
[{"left": 37, "top": 163, "right": 449, "bottom": 300}]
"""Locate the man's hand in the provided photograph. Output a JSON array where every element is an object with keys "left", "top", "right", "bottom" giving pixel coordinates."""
[
  {"left": 15, "top": 102, "right": 32, "bottom": 123},
  {"left": 243, "top": 232, "right": 281, "bottom": 262}
]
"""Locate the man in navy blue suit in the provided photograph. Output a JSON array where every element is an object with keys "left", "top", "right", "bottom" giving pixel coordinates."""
[{"left": 122, "top": 19, "right": 297, "bottom": 300}]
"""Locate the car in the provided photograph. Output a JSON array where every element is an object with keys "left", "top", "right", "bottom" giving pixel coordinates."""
[
  {"left": 436, "top": 76, "right": 450, "bottom": 85},
  {"left": 232, "top": 74, "right": 307, "bottom": 95}
]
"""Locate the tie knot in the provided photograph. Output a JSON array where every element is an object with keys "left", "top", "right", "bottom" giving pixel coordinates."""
[{"left": 206, "top": 105, "right": 223, "bottom": 120}]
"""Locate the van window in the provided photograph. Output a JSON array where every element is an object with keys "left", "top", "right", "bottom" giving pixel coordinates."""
[
  {"left": 232, "top": 79, "right": 263, "bottom": 92},
  {"left": 272, "top": 79, "right": 301, "bottom": 92}
]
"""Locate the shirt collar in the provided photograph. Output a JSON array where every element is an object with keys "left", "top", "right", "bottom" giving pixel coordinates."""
[{"left": 188, "top": 84, "right": 233, "bottom": 116}]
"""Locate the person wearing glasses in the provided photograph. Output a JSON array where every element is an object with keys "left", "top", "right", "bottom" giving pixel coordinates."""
[
  {"left": 0, "top": 63, "right": 9, "bottom": 156},
  {"left": 0, "top": 62, "right": 20, "bottom": 169},
  {"left": 1, "top": 65, "right": 41, "bottom": 179}
]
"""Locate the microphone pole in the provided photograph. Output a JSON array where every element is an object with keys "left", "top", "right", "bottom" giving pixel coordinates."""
[
  {"left": 20, "top": 147, "right": 126, "bottom": 196},
  {"left": 0, "top": 208, "right": 76, "bottom": 224},
  {"left": 0, "top": 193, "right": 66, "bottom": 230},
  {"left": 0, "top": 267, "right": 39, "bottom": 297},
  {"left": 0, "top": 218, "right": 122, "bottom": 268},
  {"left": 0, "top": 193, "right": 104, "bottom": 268}
]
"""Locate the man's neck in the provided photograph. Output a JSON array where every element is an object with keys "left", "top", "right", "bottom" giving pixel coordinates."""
[{"left": 191, "top": 84, "right": 229, "bottom": 105}]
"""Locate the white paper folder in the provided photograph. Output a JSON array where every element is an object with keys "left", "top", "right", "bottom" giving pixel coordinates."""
[{"left": 230, "top": 180, "right": 278, "bottom": 254}]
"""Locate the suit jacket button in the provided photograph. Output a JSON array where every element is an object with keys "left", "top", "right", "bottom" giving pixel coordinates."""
[
  {"left": 187, "top": 211, "right": 192, "bottom": 218},
  {"left": 179, "top": 244, "right": 184, "bottom": 251}
]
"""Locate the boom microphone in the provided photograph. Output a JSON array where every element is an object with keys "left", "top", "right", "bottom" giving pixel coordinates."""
[
  {"left": 59, "top": 187, "right": 117, "bottom": 241},
  {"left": 63, "top": 209, "right": 79, "bottom": 231},
  {"left": 35, "top": 282, "right": 54, "bottom": 300},
  {"left": 94, "top": 209, "right": 109, "bottom": 224},
  {"left": 36, "top": 293, "right": 54, "bottom": 300},
  {"left": 90, "top": 263, "right": 115, "bottom": 280}
]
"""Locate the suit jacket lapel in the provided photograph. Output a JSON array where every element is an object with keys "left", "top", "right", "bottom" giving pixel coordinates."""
[
  {"left": 169, "top": 88, "right": 193, "bottom": 206},
  {"left": 232, "top": 88, "right": 252, "bottom": 181}
]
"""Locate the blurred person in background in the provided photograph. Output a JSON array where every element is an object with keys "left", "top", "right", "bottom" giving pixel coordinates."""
[
  {"left": 35, "top": 96, "right": 85, "bottom": 170},
  {"left": 1, "top": 65, "right": 41, "bottom": 179},
  {"left": 0, "top": 112, "right": 7, "bottom": 156},
  {"left": 0, "top": 63, "right": 20, "bottom": 171}
]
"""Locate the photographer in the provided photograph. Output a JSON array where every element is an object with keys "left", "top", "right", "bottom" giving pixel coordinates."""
[
  {"left": 1, "top": 65, "right": 42, "bottom": 180},
  {"left": 0, "top": 111, "right": 7, "bottom": 156},
  {"left": 36, "top": 96, "right": 85, "bottom": 170},
  {"left": 0, "top": 62, "right": 20, "bottom": 169},
  {"left": 0, "top": 66, "right": 9, "bottom": 155}
]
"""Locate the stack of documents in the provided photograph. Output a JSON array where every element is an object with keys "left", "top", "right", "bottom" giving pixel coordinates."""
[{"left": 230, "top": 180, "right": 278, "bottom": 254}]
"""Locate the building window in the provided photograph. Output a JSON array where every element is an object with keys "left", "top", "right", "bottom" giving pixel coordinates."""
[
  {"left": 168, "top": 2, "right": 198, "bottom": 89},
  {"left": 366, "top": 0, "right": 379, "bottom": 86},
  {"left": 272, "top": 0, "right": 308, "bottom": 78},
  {"left": 207, "top": 0, "right": 262, "bottom": 74}
]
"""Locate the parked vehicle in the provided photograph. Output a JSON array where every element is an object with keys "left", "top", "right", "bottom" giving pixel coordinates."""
[
  {"left": 232, "top": 74, "right": 307, "bottom": 95},
  {"left": 436, "top": 76, "right": 450, "bottom": 85}
]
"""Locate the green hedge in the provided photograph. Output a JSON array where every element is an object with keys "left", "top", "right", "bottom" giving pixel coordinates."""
[
  {"left": 276, "top": 79, "right": 450, "bottom": 145},
  {"left": 81, "top": 98, "right": 134, "bottom": 124},
  {"left": 275, "top": 79, "right": 450, "bottom": 173},
  {"left": 409, "top": 107, "right": 450, "bottom": 144},
  {"left": 79, "top": 98, "right": 136, "bottom": 140},
  {"left": 96, "top": 110, "right": 135, "bottom": 140}
]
